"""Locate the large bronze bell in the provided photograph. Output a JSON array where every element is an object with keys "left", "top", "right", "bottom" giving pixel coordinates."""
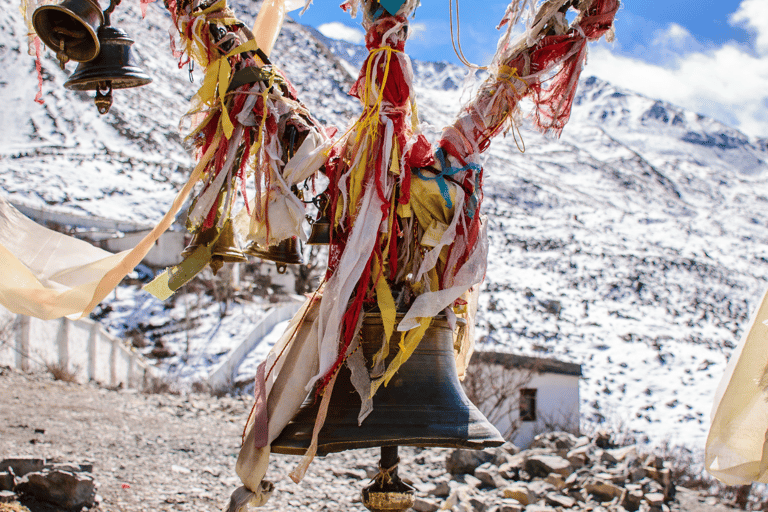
[
  {"left": 64, "top": 24, "right": 152, "bottom": 114},
  {"left": 271, "top": 314, "right": 504, "bottom": 455},
  {"left": 181, "top": 219, "right": 246, "bottom": 275},
  {"left": 244, "top": 236, "right": 303, "bottom": 273},
  {"left": 32, "top": 0, "right": 103, "bottom": 66}
]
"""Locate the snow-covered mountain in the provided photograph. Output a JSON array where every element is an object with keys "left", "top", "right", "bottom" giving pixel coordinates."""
[{"left": 2, "top": 0, "right": 768, "bottom": 451}]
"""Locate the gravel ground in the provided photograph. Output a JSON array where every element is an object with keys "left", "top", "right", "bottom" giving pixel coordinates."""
[
  {"left": 0, "top": 367, "right": 744, "bottom": 512},
  {"left": 0, "top": 367, "right": 445, "bottom": 512}
]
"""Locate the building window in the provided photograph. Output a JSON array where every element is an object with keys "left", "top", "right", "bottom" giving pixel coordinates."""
[{"left": 520, "top": 388, "right": 537, "bottom": 422}]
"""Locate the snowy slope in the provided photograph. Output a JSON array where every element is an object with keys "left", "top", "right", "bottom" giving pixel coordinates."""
[{"left": 3, "top": 0, "right": 768, "bottom": 450}]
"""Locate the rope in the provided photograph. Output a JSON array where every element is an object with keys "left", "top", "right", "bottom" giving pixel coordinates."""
[{"left": 449, "top": 0, "right": 487, "bottom": 70}]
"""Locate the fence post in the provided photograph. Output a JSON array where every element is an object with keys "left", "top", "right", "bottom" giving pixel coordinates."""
[
  {"left": 88, "top": 322, "right": 99, "bottom": 382},
  {"left": 15, "top": 315, "right": 30, "bottom": 371},
  {"left": 57, "top": 318, "right": 70, "bottom": 372},
  {"left": 110, "top": 337, "right": 117, "bottom": 388}
]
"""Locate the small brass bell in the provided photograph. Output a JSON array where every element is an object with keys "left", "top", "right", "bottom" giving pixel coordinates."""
[
  {"left": 64, "top": 24, "right": 152, "bottom": 114},
  {"left": 306, "top": 193, "right": 331, "bottom": 245},
  {"left": 32, "top": 0, "right": 103, "bottom": 66},
  {"left": 181, "top": 219, "right": 246, "bottom": 275},
  {"left": 244, "top": 237, "right": 303, "bottom": 274}
]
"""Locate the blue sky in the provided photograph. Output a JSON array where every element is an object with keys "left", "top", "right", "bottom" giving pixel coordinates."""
[{"left": 289, "top": 0, "right": 768, "bottom": 138}]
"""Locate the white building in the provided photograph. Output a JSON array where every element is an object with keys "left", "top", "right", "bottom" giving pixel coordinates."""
[{"left": 466, "top": 352, "right": 582, "bottom": 449}]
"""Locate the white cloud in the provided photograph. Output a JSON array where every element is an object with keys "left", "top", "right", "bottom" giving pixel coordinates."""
[
  {"left": 408, "top": 22, "right": 427, "bottom": 40},
  {"left": 730, "top": 0, "right": 768, "bottom": 55},
  {"left": 317, "top": 22, "right": 365, "bottom": 45},
  {"left": 582, "top": 0, "right": 768, "bottom": 138}
]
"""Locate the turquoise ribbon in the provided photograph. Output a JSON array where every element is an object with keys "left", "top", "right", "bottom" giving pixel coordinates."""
[{"left": 417, "top": 148, "right": 481, "bottom": 210}]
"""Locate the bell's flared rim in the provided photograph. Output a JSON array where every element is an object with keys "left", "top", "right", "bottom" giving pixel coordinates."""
[{"left": 32, "top": 1, "right": 103, "bottom": 62}]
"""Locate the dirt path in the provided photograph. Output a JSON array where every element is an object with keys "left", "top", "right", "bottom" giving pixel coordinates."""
[{"left": 0, "top": 367, "right": 745, "bottom": 512}]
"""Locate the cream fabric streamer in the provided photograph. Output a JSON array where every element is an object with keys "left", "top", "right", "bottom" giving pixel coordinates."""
[
  {"left": 0, "top": 142, "right": 215, "bottom": 321},
  {"left": 706, "top": 286, "right": 768, "bottom": 484}
]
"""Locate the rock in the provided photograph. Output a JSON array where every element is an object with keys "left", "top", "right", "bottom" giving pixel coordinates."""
[
  {"left": 526, "top": 505, "right": 557, "bottom": 512},
  {"left": 330, "top": 467, "right": 367, "bottom": 480},
  {"left": 502, "top": 485, "right": 533, "bottom": 505},
  {"left": 428, "top": 479, "right": 451, "bottom": 497},
  {"left": 470, "top": 496, "right": 488, "bottom": 512},
  {"left": 0, "top": 471, "right": 15, "bottom": 492},
  {"left": 447, "top": 449, "right": 494, "bottom": 475},
  {"left": 0, "top": 490, "right": 19, "bottom": 503},
  {"left": 545, "top": 473, "right": 566, "bottom": 490},
  {"left": 622, "top": 488, "right": 644, "bottom": 511},
  {"left": 645, "top": 492, "right": 665, "bottom": 506},
  {"left": 412, "top": 497, "right": 440, "bottom": 512},
  {"left": 0, "top": 458, "right": 45, "bottom": 478},
  {"left": 584, "top": 477, "right": 624, "bottom": 501},
  {"left": 545, "top": 493, "right": 576, "bottom": 508},
  {"left": 496, "top": 499, "right": 524, "bottom": 512},
  {"left": 475, "top": 464, "right": 506, "bottom": 489},
  {"left": 462, "top": 474, "right": 482, "bottom": 489},
  {"left": 14, "top": 469, "right": 96, "bottom": 510},
  {"left": 594, "top": 431, "right": 614, "bottom": 448},
  {"left": 645, "top": 455, "right": 664, "bottom": 470},
  {"left": 526, "top": 455, "right": 572, "bottom": 478},
  {"left": 607, "top": 445, "right": 637, "bottom": 462}
]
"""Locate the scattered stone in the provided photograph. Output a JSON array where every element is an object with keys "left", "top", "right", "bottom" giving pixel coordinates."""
[
  {"left": 545, "top": 473, "right": 566, "bottom": 490},
  {"left": 428, "top": 479, "right": 451, "bottom": 497},
  {"left": 470, "top": 496, "right": 488, "bottom": 512},
  {"left": 584, "top": 477, "right": 624, "bottom": 501},
  {"left": 412, "top": 496, "right": 440, "bottom": 512},
  {"left": 526, "top": 455, "right": 572, "bottom": 478},
  {"left": 475, "top": 463, "right": 507, "bottom": 489},
  {"left": 546, "top": 492, "right": 576, "bottom": 508},
  {"left": 446, "top": 449, "right": 494, "bottom": 475},
  {"left": 462, "top": 474, "right": 482, "bottom": 489},
  {"left": 645, "top": 492, "right": 665, "bottom": 507},
  {"left": 495, "top": 499, "right": 524, "bottom": 512},
  {"left": 330, "top": 467, "right": 367, "bottom": 480},
  {"left": 502, "top": 485, "right": 533, "bottom": 505},
  {"left": 0, "top": 459, "right": 45, "bottom": 478},
  {"left": 0, "top": 490, "right": 19, "bottom": 503},
  {"left": 15, "top": 469, "right": 96, "bottom": 510},
  {"left": 0, "top": 472, "right": 15, "bottom": 492}
]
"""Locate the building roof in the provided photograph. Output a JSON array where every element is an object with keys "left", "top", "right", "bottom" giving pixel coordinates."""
[{"left": 472, "top": 351, "right": 582, "bottom": 377}]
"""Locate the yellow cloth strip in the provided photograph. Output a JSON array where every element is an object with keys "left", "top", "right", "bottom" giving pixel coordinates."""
[
  {"left": 372, "top": 254, "right": 397, "bottom": 344},
  {"left": 78, "top": 135, "right": 222, "bottom": 315},
  {"left": 370, "top": 316, "right": 431, "bottom": 397},
  {"left": 143, "top": 243, "right": 211, "bottom": 300}
]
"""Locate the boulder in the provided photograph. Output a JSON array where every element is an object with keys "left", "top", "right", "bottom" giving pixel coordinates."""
[
  {"left": 447, "top": 449, "right": 494, "bottom": 475},
  {"left": 0, "top": 459, "right": 45, "bottom": 478},
  {"left": 15, "top": 469, "right": 95, "bottom": 510},
  {"left": 0, "top": 471, "right": 15, "bottom": 492},
  {"left": 526, "top": 455, "right": 572, "bottom": 478}
]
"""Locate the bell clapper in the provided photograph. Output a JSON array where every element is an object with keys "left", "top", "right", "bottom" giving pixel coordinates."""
[
  {"left": 94, "top": 81, "right": 113, "bottom": 114},
  {"left": 361, "top": 446, "right": 415, "bottom": 512}
]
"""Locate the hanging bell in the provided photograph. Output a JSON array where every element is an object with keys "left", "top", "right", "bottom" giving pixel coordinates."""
[
  {"left": 32, "top": 0, "right": 103, "bottom": 66},
  {"left": 64, "top": 24, "right": 152, "bottom": 114},
  {"left": 270, "top": 314, "right": 505, "bottom": 456},
  {"left": 306, "top": 193, "right": 331, "bottom": 245},
  {"left": 244, "top": 237, "right": 303, "bottom": 274},
  {"left": 181, "top": 219, "right": 246, "bottom": 275}
]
